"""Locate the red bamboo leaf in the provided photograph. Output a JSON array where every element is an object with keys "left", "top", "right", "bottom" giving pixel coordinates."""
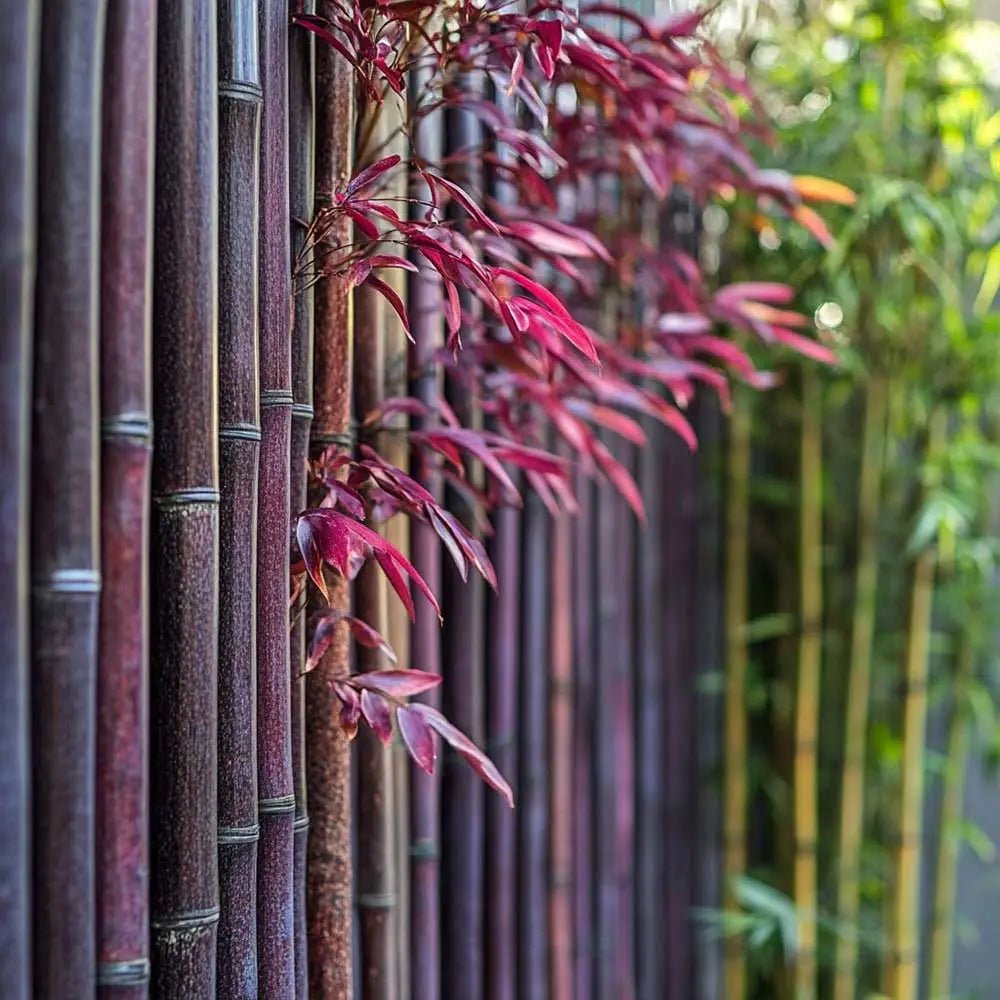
[
  {"left": 334, "top": 682, "right": 362, "bottom": 741},
  {"left": 343, "top": 615, "right": 398, "bottom": 663},
  {"left": 365, "top": 273, "right": 413, "bottom": 341},
  {"left": 350, "top": 669, "right": 443, "bottom": 697},
  {"left": 591, "top": 440, "right": 646, "bottom": 522},
  {"left": 397, "top": 704, "right": 437, "bottom": 774},
  {"left": 360, "top": 690, "right": 394, "bottom": 745},
  {"left": 346, "top": 153, "right": 402, "bottom": 198}
]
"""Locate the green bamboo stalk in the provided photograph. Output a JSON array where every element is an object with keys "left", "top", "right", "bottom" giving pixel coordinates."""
[
  {"left": 885, "top": 406, "right": 947, "bottom": 1000},
  {"left": 793, "top": 368, "right": 822, "bottom": 1000},
  {"left": 832, "top": 373, "right": 888, "bottom": 1000},
  {"left": 723, "top": 389, "right": 750, "bottom": 1000},
  {"left": 927, "top": 634, "right": 975, "bottom": 999}
]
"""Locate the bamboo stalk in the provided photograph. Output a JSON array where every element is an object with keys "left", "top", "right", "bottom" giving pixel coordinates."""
[
  {"left": 549, "top": 493, "right": 575, "bottom": 1000},
  {"left": 832, "top": 374, "right": 888, "bottom": 1000},
  {"left": 31, "top": 0, "right": 106, "bottom": 994},
  {"left": 256, "top": 1, "right": 297, "bottom": 992},
  {"left": 149, "top": 1, "right": 220, "bottom": 991},
  {"left": 407, "top": 63, "right": 443, "bottom": 1000},
  {"left": 288, "top": 3, "right": 314, "bottom": 994},
  {"left": 97, "top": 1, "right": 155, "bottom": 994},
  {"left": 519, "top": 488, "right": 550, "bottom": 999},
  {"left": 793, "top": 368, "right": 823, "bottom": 1000},
  {"left": 723, "top": 389, "right": 750, "bottom": 1000},
  {"left": 0, "top": 4, "right": 38, "bottom": 995},
  {"left": 307, "top": 12, "right": 355, "bottom": 995},
  {"left": 216, "top": 1, "right": 261, "bottom": 994},
  {"left": 886, "top": 406, "right": 947, "bottom": 1000},
  {"left": 927, "top": 634, "right": 975, "bottom": 999}
]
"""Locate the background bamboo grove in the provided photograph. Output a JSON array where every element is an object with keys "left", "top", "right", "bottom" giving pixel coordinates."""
[{"left": 2, "top": 1, "right": 1000, "bottom": 999}]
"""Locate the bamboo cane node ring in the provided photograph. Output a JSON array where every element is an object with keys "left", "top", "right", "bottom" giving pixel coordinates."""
[
  {"left": 102, "top": 414, "right": 153, "bottom": 442},
  {"left": 220, "top": 422, "right": 262, "bottom": 442},
  {"left": 357, "top": 893, "right": 397, "bottom": 910},
  {"left": 294, "top": 815, "right": 310, "bottom": 832},
  {"left": 409, "top": 838, "right": 439, "bottom": 860},
  {"left": 32, "top": 568, "right": 101, "bottom": 594},
  {"left": 311, "top": 430, "right": 355, "bottom": 448},
  {"left": 150, "top": 907, "right": 221, "bottom": 931},
  {"left": 261, "top": 389, "right": 295, "bottom": 409},
  {"left": 292, "top": 403, "right": 315, "bottom": 420},
  {"left": 218, "top": 823, "right": 261, "bottom": 844},
  {"left": 96, "top": 959, "right": 151, "bottom": 986},
  {"left": 219, "top": 79, "right": 264, "bottom": 103},
  {"left": 152, "top": 488, "right": 221, "bottom": 508},
  {"left": 259, "top": 794, "right": 297, "bottom": 814}
]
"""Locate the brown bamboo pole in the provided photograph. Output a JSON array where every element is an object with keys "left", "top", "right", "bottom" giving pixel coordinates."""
[
  {"left": 793, "top": 368, "right": 822, "bottom": 1000},
  {"left": 0, "top": 4, "right": 38, "bottom": 995},
  {"left": 97, "top": 1, "right": 155, "bottom": 994},
  {"left": 149, "top": 1, "right": 220, "bottom": 992},
  {"left": 256, "top": 1, "right": 297, "bottom": 992},
  {"left": 307, "top": 12, "right": 355, "bottom": 992},
  {"left": 288, "top": 3, "right": 314, "bottom": 994},
  {"left": 549, "top": 497, "right": 575, "bottom": 1000},
  {"left": 832, "top": 374, "right": 888, "bottom": 1000},
  {"left": 928, "top": 634, "right": 975, "bottom": 999},
  {"left": 886, "top": 406, "right": 947, "bottom": 1000},
  {"left": 31, "top": 0, "right": 106, "bottom": 994},
  {"left": 723, "top": 388, "right": 750, "bottom": 1000},
  {"left": 216, "top": 1, "right": 261, "bottom": 993}
]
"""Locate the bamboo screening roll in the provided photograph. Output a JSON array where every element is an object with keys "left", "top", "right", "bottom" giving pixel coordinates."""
[
  {"left": 518, "top": 489, "right": 550, "bottom": 999},
  {"left": 0, "top": 3, "right": 38, "bottom": 995},
  {"left": 31, "top": 0, "right": 106, "bottom": 994},
  {"left": 288, "top": 4, "right": 314, "bottom": 994},
  {"left": 216, "top": 1, "right": 262, "bottom": 994},
  {"left": 97, "top": 1, "right": 156, "bottom": 994},
  {"left": 485, "top": 503, "right": 520, "bottom": 1000},
  {"left": 407, "top": 65, "right": 444, "bottom": 1000},
  {"left": 256, "top": 1, "right": 297, "bottom": 992},
  {"left": 307, "top": 21, "right": 355, "bottom": 995},
  {"left": 150, "top": 2, "right": 221, "bottom": 992}
]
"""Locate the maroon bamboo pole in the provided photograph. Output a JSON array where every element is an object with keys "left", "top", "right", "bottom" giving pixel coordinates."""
[
  {"left": 256, "top": 2, "right": 297, "bottom": 992},
  {"left": 572, "top": 467, "right": 595, "bottom": 1000},
  {"left": 549, "top": 501, "right": 575, "bottom": 1000},
  {"left": 216, "top": 1, "right": 261, "bottom": 993},
  {"left": 307, "top": 14, "right": 354, "bottom": 993},
  {"left": 288, "top": 3, "right": 314, "bottom": 994},
  {"left": 407, "top": 63, "right": 444, "bottom": 1000},
  {"left": 31, "top": 0, "right": 106, "bottom": 994},
  {"left": 0, "top": 4, "right": 38, "bottom": 995},
  {"left": 519, "top": 489, "right": 550, "bottom": 999},
  {"left": 150, "top": 2, "right": 220, "bottom": 992},
  {"left": 97, "top": 2, "right": 155, "bottom": 994},
  {"left": 485, "top": 503, "right": 520, "bottom": 1000}
]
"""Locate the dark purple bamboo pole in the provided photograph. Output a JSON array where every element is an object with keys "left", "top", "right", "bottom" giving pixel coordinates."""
[
  {"left": 288, "top": 3, "right": 314, "bottom": 994},
  {"left": 97, "top": 2, "right": 155, "bottom": 994},
  {"left": 572, "top": 467, "right": 595, "bottom": 1000},
  {"left": 353, "top": 279, "right": 399, "bottom": 1000},
  {"left": 256, "top": 2, "right": 296, "bottom": 992},
  {"left": 0, "top": 4, "right": 38, "bottom": 995},
  {"left": 31, "top": 0, "right": 106, "bottom": 994},
  {"left": 549, "top": 502, "right": 574, "bottom": 1000},
  {"left": 308, "top": 16, "right": 354, "bottom": 993},
  {"left": 485, "top": 503, "right": 520, "bottom": 1000},
  {"left": 150, "top": 2, "right": 220, "bottom": 992},
  {"left": 216, "top": 1, "right": 261, "bottom": 994},
  {"left": 407, "top": 62, "right": 443, "bottom": 1000},
  {"left": 519, "top": 489, "right": 550, "bottom": 1000}
]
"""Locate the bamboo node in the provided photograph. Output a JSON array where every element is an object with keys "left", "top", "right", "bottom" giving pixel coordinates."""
[
  {"left": 357, "top": 892, "right": 397, "bottom": 910},
  {"left": 220, "top": 422, "right": 262, "bottom": 442},
  {"left": 218, "top": 823, "right": 261, "bottom": 845},
  {"left": 294, "top": 815, "right": 311, "bottom": 832},
  {"left": 96, "top": 959, "right": 151, "bottom": 987},
  {"left": 152, "top": 487, "right": 221, "bottom": 509},
  {"left": 219, "top": 79, "right": 264, "bottom": 103},
  {"left": 102, "top": 414, "right": 153, "bottom": 442},
  {"left": 259, "top": 794, "right": 297, "bottom": 814},
  {"left": 292, "top": 403, "right": 315, "bottom": 420},
  {"left": 409, "top": 838, "right": 439, "bottom": 860},
  {"left": 31, "top": 568, "right": 101, "bottom": 594},
  {"left": 150, "top": 906, "right": 221, "bottom": 931},
  {"left": 261, "top": 389, "right": 295, "bottom": 408}
]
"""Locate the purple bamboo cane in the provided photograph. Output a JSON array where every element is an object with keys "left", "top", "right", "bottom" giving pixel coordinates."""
[
  {"left": 407, "top": 63, "right": 444, "bottom": 1000},
  {"left": 288, "top": 3, "right": 314, "bottom": 994},
  {"left": 150, "top": 1, "right": 220, "bottom": 992},
  {"left": 31, "top": 0, "right": 106, "bottom": 994},
  {"left": 216, "top": 0, "right": 261, "bottom": 993},
  {"left": 256, "top": 1, "right": 296, "bottom": 992},
  {"left": 97, "top": 1, "right": 155, "bottom": 994},
  {"left": 519, "top": 489, "right": 550, "bottom": 1000},
  {"left": 485, "top": 504, "right": 520, "bottom": 1000},
  {"left": 0, "top": 4, "right": 38, "bottom": 995}
]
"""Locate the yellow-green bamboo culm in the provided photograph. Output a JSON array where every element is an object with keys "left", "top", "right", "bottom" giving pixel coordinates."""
[
  {"left": 885, "top": 407, "right": 947, "bottom": 1000},
  {"left": 793, "top": 369, "right": 822, "bottom": 1000},
  {"left": 723, "top": 389, "right": 750, "bottom": 1000},
  {"left": 832, "top": 374, "right": 888, "bottom": 1000},
  {"left": 927, "top": 634, "right": 975, "bottom": 999}
]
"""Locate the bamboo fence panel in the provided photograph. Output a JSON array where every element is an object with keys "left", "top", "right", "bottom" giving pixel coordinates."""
[
  {"left": 97, "top": 1, "right": 156, "bottom": 994},
  {"left": 149, "top": 2, "right": 220, "bottom": 992},
  {"left": 31, "top": 0, "right": 106, "bottom": 994}
]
